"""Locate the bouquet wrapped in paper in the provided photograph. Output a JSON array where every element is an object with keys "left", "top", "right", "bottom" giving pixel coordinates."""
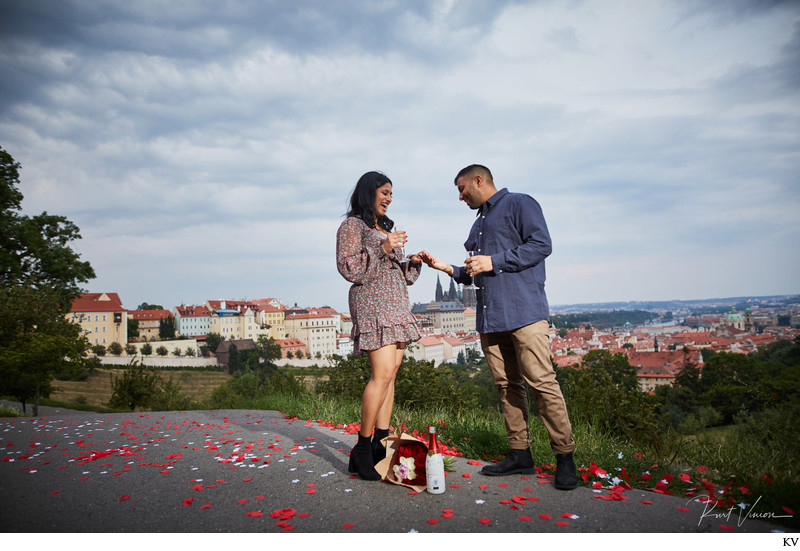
[{"left": 374, "top": 433, "right": 428, "bottom": 493}]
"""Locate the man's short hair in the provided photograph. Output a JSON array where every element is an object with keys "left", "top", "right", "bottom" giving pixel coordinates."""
[{"left": 454, "top": 164, "right": 493, "bottom": 185}]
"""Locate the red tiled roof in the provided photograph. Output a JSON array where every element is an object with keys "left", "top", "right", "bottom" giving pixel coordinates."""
[
  {"left": 70, "top": 293, "right": 125, "bottom": 313},
  {"left": 129, "top": 309, "right": 173, "bottom": 320}
]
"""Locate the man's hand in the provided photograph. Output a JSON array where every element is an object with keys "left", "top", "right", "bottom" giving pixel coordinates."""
[
  {"left": 466, "top": 254, "right": 493, "bottom": 276},
  {"left": 418, "top": 251, "right": 453, "bottom": 275}
]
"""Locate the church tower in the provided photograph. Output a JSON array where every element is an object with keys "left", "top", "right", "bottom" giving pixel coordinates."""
[
  {"left": 435, "top": 274, "right": 444, "bottom": 302},
  {"left": 447, "top": 278, "right": 457, "bottom": 302}
]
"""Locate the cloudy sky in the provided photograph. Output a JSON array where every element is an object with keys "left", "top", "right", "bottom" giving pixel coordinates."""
[{"left": 2, "top": 0, "right": 798, "bottom": 313}]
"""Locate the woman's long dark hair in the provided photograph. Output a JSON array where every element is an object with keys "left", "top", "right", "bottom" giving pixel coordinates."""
[{"left": 346, "top": 171, "right": 394, "bottom": 232}]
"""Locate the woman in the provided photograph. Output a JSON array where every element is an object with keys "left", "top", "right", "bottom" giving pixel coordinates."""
[{"left": 336, "top": 171, "right": 423, "bottom": 480}]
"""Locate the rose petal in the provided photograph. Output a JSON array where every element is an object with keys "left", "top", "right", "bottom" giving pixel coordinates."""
[
  {"left": 478, "top": 518, "right": 492, "bottom": 525},
  {"left": 342, "top": 523, "right": 355, "bottom": 529},
  {"left": 539, "top": 514, "right": 552, "bottom": 520},
  {"left": 120, "top": 495, "right": 130, "bottom": 501},
  {"left": 556, "top": 521, "right": 569, "bottom": 527},
  {"left": 519, "top": 516, "right": 532, "bottom": 521},
  {"left": 427, "top": 518, "right": 439, "bottom": 524}
]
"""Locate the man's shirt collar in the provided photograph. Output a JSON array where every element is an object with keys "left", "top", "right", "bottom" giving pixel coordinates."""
[{"left": 478, "top": 187, "right": 509, "bottom": 216}]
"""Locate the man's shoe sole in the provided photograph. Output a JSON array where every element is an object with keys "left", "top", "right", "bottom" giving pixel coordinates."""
[
  {"left": 479, "top": 466, "right": 536, "bottom": 476},
  {"left": 554, "top": 482, "right": 578, "bottom": 490}
]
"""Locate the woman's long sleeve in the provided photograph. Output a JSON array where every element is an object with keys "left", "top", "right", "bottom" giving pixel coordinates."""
[
  {"left": 402, "top": 260, "right": 421, "bottom": 285},
  {"left": 336, "top": 218, "right": 384, "bottom": 285}
]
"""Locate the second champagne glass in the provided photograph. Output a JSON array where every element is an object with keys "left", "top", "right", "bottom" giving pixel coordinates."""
[{"left": 466, "top": 250, "right": 477, "bottom": 288}]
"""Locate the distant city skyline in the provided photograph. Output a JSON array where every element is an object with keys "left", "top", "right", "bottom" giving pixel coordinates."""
[{"left": 2, "top": 1, "right": 798, "bottom": 313}]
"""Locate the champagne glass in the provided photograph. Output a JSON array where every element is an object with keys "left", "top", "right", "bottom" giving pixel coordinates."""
[
  {"left": 466, "top": 250, "right": 477, "bottom": 288},
  {"left": 396, "top": 225, "right": 408, "bottom": 263}
]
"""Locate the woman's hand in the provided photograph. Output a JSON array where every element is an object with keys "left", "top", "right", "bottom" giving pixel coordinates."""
[{"left": 382, "top": 230, "right": 407, "bottom": 254}]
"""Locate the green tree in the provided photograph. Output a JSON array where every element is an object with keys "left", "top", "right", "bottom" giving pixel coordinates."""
[
  {"left": 159, "top": 315, "right": 175, "bottom": 340},
  {"left": 227, "top": 343, "right": 240, "bottom": 372},
  {"left": 205, "top": 333, "right": 223, "bottom": 353},
  {"left": 108, "top": 361, "right": 161, "bottom": 411},
  {"left": 255, "top": 335, "right": 282, "bottom": 368},
  {"left": 156, "top": 345, "right": 168, "bottom": 357},
  {"left": 0, "top": 148, "right": 95, "bottom": 415},
  {"left": 141, "top": 343, "right": 153, "bottom": 356},
  {"left": 579, "top": 349, "right": 640, "bottom": 392},
  {"left": 108, "top": 341, "right": 123, "bottom": 356},
  {"left": 127, "top": 317, "right": 139, "bottom": 339}
]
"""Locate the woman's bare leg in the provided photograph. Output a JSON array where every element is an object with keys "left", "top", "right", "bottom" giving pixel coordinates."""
[
  {"left": 374, "top": 344, "right": 406, "bottom": 430},
  {"left": 359, "top": 343, "right": 403, "bottom": 437}
]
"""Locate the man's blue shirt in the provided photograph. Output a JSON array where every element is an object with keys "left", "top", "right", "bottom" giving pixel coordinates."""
[{"left": 451, "top": 188, "right": 552, "bottom": 333}]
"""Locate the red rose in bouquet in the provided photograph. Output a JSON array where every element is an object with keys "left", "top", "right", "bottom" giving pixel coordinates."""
[{"left": 391, "top": 442, "right": 427, "bottom": 487}]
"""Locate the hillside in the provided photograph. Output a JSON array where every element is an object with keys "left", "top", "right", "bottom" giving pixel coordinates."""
[{"left": 51, "top": 368, "right": 231, "bottom": 407}]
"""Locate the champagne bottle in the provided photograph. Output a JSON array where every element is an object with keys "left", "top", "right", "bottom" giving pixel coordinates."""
[{"left": 426, "top": 426, "right": 445, "bottom": 494}]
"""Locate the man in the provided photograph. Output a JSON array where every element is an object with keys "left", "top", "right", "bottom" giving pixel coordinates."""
[{"left": 420, "top": 164, "right": 577, "bottom": 490}]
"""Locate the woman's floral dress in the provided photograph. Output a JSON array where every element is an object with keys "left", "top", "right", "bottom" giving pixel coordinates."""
[{"left": 336, "top": 217, "right": 421, "bottom": 354}]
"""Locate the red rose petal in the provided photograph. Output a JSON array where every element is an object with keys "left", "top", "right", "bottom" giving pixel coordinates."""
[
  {"left": 641, "top": 500, "right": 653, "bottom": 505},
  {"left": 182, "top": 498, "right": 193, "bottom": 506},
  {"left": 120, "top": 495, "right": 130, "bottom": 501},
  {"left": 201, "top": 504, "right": 211, "bottom": 509},
  {"left": 462, "top": 473, "right": 471, "bottom": 478},
  {"left": 556, "top": 521, "right": 569, "bottom": 527},
  {"left": 478, "top": 518, "right": 492, "bottom": 525},
  {"left": 519, "top": 516, "right": 532, "bottom": 521},
  {"left": 246, "top": 511, "right": 263, "bottom": 518},
  {"left": 342, "top": 523, "right": 355, "bottom": 529},
  {"left": 720, "top": 525, "right": 734, "bottom": 531},
  {"left": 539, "top": 514, "right": 552, "bottom": 520},
  {"left": 427, "top": 518, "right": 439, "bottom": 524},
  {"left": 676, "top": 507, "right": 690, "bottom": 512}
]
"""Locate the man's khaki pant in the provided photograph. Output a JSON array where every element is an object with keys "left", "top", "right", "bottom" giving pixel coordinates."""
[{"left": 481, "top": 320, "right": 575, "bottom": 455}]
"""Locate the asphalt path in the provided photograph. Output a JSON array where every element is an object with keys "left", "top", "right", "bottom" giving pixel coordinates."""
[{"left": 0, "top": 403, "right": 792, "bottom": 545}]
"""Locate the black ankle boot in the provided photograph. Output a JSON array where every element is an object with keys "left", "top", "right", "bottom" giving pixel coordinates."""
[
  {"left": 479, "top": 448, "right": 535, "bottom": 476},
  {"left": 554, "top": 452, "right": 578, "bottom": 490},
  {"left": 348, "top": 434, "right": 381, "bottom": 481},
  {"left": 372, "top": 428, "right": 389, "bottom": 463}
]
